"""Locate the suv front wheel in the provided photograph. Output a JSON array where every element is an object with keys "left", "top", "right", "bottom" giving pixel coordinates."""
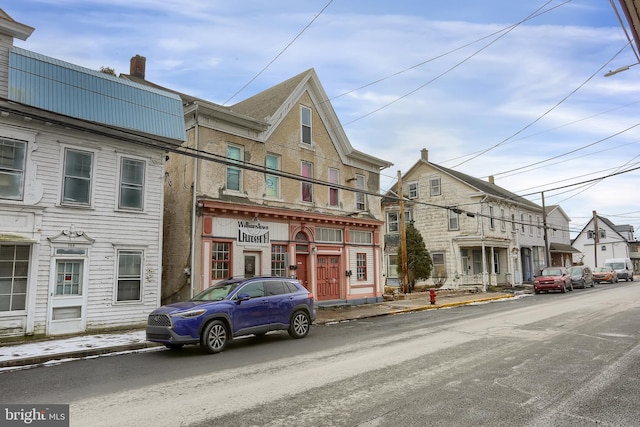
[
  {"left": 288, "top": 311, "right": 311, "bottom": 339},
  {"left": 201, "top": 320, "right": 229, "bottom": 354}
]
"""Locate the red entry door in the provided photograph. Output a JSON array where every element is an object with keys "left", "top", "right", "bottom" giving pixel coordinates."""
[
  {"left": 296, "top": 254, "right": 309, "bottom": 290},
  {"left": 316, "top": 256, "right": 340, "bottom": 300}
]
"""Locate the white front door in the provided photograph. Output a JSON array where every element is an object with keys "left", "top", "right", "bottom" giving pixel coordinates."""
[{"left": 47, "top": 259, "right": 87, "bottom": 335}]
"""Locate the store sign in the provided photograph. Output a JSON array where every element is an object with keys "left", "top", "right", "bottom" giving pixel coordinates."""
[{"left": 238, "top": 221, "right": 270, "bottom": 246}]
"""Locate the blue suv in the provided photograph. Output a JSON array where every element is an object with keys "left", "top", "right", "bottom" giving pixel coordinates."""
[{"left": 146, "top": 277, "right": 316, "bottom": 353}]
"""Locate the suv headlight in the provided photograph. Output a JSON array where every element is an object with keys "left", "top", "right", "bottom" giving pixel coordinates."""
[{"left": 172, "top": 309, "right": 206, "bottom": 318}]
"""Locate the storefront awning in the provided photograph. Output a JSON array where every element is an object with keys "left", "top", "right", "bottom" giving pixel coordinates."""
[{"left": 549, "top": 243, "right": 579, "bottom": 253}]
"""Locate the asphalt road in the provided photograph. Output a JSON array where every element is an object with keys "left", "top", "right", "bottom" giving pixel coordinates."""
[{"left": 2, "top": 283, "right": 639, "bottom": 426}]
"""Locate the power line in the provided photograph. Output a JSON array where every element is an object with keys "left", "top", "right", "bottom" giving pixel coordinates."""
[
  {"left": 450, "top": 40, "right": 630, "bottom": 169},
  {"left": 222, "top": 0, "right": 334, "bottom": 105}
]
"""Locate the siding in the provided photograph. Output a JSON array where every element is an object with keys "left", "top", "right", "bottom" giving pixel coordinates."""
[{"left": 7, "top": 119, "right": 165, "bottom": 334}]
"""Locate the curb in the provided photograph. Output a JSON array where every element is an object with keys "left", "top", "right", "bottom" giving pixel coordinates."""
[
  {"left": 1, "top": 294, "right": 515, "bottom": 368},
  {"left": 0, "top": 342, "right": 161, "bottom": 369}
]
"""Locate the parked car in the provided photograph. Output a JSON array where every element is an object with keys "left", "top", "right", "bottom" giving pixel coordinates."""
[
  {"left": 146, "top": 276, "right": 316, "bottom": 353},
  {"left": 568, "top": 266, "right": 594, "bottom": 289},
  {"left": 593, "top": 266, "right": 618, "bottom": 284},
  {"left": 604, "top": 258, "right": 634, "bottom": 282},
  {"left": 533, "top": 267, "right": 573, "bottom": 294}
]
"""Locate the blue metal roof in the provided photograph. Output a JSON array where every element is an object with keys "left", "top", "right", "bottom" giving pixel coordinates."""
[{"left": 8, "top": 47, "right": 185, "bottom": 142}]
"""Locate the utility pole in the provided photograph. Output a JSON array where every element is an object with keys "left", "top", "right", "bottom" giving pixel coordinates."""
[
  {"left": 398, "top": 171, "right": 409, "bottom": 294},
  {"left": 593, "top": 210, "right": 599, "bottom": 267},
  {"left": 541, "top": 192, "right": 550, "bottom": 267}
]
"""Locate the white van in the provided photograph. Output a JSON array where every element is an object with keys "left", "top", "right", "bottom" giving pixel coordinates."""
[{"left": 604, "top": 258, "right": 634, "bottom": 282}]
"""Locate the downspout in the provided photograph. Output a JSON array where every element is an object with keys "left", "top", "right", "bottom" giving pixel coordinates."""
[{"left": 190, "top": 108, "right": 199, "bottom": 298}]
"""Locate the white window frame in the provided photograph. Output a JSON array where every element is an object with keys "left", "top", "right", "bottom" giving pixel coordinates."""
[
  {"left": 448, "top": 209, "right": 459, "bottom": 230},
  {"left": 301, "top": 105, "right": 312, "bottom": 145},
  {"left": 430, "top": 176, "right": 441, "bottom": 196},
  {"left": 265, "top": 153, "right": 281, "bottom": 199},
  {"left": 0, "top": 244, "right": 30, "bottom": 312},
  {"left": 0, "top": 138, "right": 27, "bottom": 201},
  {"left": 387, "top": 211, "right": 399, "bottom": 233},
  {"left": 432, "top": 252, "right": 446, "bottom": 276},
  {"left": 226, "top": 144, "right": 243, "bottom": 193},
  {"left": 61, "top": 146, "right": 96, "bottom": 207},
  {"left": 408, "top": 181, "right": 418, "bottom": 199},
  {"left": 117, "top": 154, "right": 146, "bottom": 211},
  {"left": 115, "top": 249, "right": 144, "bottom": 303},
  {"left": 501, "top": 209, "right": 506, "bottom": 232}
]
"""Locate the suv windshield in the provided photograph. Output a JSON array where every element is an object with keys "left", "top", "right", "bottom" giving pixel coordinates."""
[
  {"left": 569, "top": 267, "right": 583, "bottom": 275},
  {"left": 192, "top": 282, "right": 242, "bottom": 301},
  {"left": 541, "top": 268, "right": 562, "bottom": 276}
]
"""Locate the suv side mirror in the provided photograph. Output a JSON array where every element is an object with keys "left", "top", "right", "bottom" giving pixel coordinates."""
[{"left": 236, "top": 293, "right": 251, "bottom": 303}]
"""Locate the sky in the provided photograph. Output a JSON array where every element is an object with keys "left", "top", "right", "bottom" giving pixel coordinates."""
[{"left": 6, "top": 0, "right": 640, "bottom": 238}]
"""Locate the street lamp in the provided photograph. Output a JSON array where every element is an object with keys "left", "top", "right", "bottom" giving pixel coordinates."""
[{"left": 604, "top": 63, "right": 639, "bottom": 77}]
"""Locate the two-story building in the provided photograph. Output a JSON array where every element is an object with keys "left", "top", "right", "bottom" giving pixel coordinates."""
[
  {"left": 572, "top": 214, "right": 637, "bottom": 269},
  {"left": 122, "top": 60, "right": 393, "bottom": 305},
  {"left": 383, "top": 149, "right": 547, "bottom": 290},
  {"left": 544, "top": 205, "right": 578, "bottom": 267},
  {"left": 0, "top": 10, "right": 185, "bottom": 337}
]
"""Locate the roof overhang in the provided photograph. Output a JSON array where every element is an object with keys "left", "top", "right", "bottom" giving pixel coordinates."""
[
  {"left": 616, "top": 0, "right": 640, "bottom": 61},
  {"left": 549, "top": 243, "right": 579, "bottom": 253}
]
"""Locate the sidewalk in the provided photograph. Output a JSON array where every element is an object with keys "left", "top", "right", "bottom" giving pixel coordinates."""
[{"left": 0, "top": 290, "right": 523, "bottom": 369}]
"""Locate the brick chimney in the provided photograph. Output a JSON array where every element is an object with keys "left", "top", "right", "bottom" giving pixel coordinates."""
[
  {"left": 488, "top": 176, "right": 495, "bottom": 184},
  {"left": 130, "top": 55, "right": 146, "bottom": 79},
  {"left": 421, "top": 148, "right": 428, "bottom": 162}
]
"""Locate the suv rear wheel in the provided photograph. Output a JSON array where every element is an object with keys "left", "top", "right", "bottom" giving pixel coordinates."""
[
  {"left": 288, "top": 311, "right": 311, "bottom": 339},
  {"left": 201, "top": 320, "right": 228, "bottom": 354}
]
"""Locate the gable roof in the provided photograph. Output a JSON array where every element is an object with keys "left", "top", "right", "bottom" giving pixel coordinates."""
[
  {"left": 231, "top": 69, "right": 310, "bottom": 121},
  {"left": 126, "top": 66, "right": 392, "bottom": 171},
  {"left": 233, "top": 68, "right": 392, "bottom": 170},
  {"left": 391, "top": 154, "right": 540, "bottom": 211},
  {"left": 545, "top": 204, "right": 571, "bottom": 222},
  {"left": 0, "top": 8, "right": 34, "bottom": 40},
  {"left": 571, "top": 215, "right": 630, "bottom": 244}
]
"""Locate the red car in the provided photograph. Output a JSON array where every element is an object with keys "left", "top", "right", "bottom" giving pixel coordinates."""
[{"left": 534, "top": 267, "right": 574, "bottom": 294}]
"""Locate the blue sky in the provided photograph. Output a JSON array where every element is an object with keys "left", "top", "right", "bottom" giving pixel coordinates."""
[{"left": 7, "top": 0, "right": 640, "bottom": 237}]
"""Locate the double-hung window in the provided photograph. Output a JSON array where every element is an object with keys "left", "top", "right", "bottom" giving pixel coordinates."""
[
  {"left": 271, "top": 245, "right": 287, "bottom": 277},
  {"left": 430, "top": 176, "right": 441, "bottom": 196},
  {"left": 355, "top": 174, "right": 365, "bottom": 211},
  {"left": 116, "top": 250, "right": 142, "bottom": 302},
  {"left": 448, "top": 209, "right": 459, "bottom": 230},
  {"left": 0, "top": 138, "right": 26, "bottom": 200},
  {"left": 119, "top": 158, "right": 145, "bottom": 210},
  {"left": 212, "top": 242, "right": 231, "bottom": 279},
  {"left": 356, "top": 253, "right": 367, "bottom": 280},
  {"left": 265, "top": 154, "right": 280, "bottom": 198},
  {"left": 328, "top": 168, "right": 339, "bottom": 207},
  {"left": 0, "top": 244, "right": 29, "bottom": 312},
  {"left": 62, "top": 148, "right": 93, "bottom": 205},
  {"left": 226, "top": 145, "right": 243, "bottom": 192},
  {"left": 301, "top": 161, "right": 313, "bottom": 202},
  {"left": 301, "top": 106, "right": 312, "bottom": 145},
  {"left": 408, "top": 181, "right": 418, "bottom": 199}
]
